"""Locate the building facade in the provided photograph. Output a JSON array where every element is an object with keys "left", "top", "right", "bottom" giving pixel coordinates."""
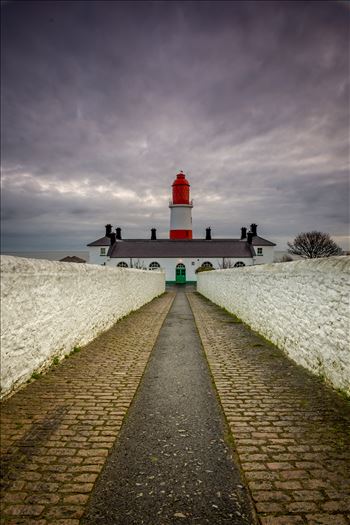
[{"left": 87, "top": 172, "right": 276, "bottom": 283}]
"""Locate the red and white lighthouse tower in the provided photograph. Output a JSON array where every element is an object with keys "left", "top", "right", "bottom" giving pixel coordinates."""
[{"left": 169, "top": 171, "right": 193, "bottom": 239}]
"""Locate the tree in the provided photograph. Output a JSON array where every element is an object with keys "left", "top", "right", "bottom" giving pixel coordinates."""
[
  {"left": 218, "top": 258, "right": 235, "bottom": 269},
  {"left": 133, "top": 259, "right": 147, "bottom": 269},
  {"left": 287, "top": 231, "right": 342, "bottom": 259}
]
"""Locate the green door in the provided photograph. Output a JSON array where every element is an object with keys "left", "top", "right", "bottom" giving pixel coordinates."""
[{"left": 176, "top": 264, "right": 186, "bottom": 284}]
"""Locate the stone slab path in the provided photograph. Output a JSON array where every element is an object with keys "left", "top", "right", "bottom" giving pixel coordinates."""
[
  {"left": 82, "top": 291, "right": 256, "bottom": 525},
  {"left": 0, "top": 293, "right": 174, "bottom": 525},
  {"left": 187, "top": 292, "right": 350, "bottom": 525}
]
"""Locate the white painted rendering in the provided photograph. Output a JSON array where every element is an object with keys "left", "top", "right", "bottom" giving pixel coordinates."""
[
  {"left": 106, "top": 256, "right": 254, "bottom": 282},
  {"left": 89, "top": 241, "right": 273, "bottom": 281},
  {"left": 0, "top": 256, "right": 165, "bottom": 399},
  {"left": 253, "top": 245, "right": 274, "bottom": 264},
  {"left": 197, "top": 256, "right": 350, "bottom": 394},
  {"left": 88, "top": 245, "right": 110, "bottom": 265},
  {"left": 89, "top": 246, "right": 273, "bottom": 276},
  {"left": 169, "top": 204, "right": 193, "bottom": 231}
]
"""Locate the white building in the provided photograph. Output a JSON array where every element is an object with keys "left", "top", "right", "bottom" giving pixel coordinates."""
[{"left": 87, "top": 172, "right": 275, "bottom": 284}]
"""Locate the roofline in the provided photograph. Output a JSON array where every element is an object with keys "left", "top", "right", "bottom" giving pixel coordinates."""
[
  {"left": 87, "top": 236, "right": 110, "bottom": 247},
  {"left": 109, "top": 255, "right": 254, "bottom": 259},
  {"left": 89, "top": 237, "right": 275, "bottom": 243},
  {"left": 252, "top": 236, "right": 276, "bottom": 246},
  {"left": 90, "top": 238, "right": 249, "bottom": 244},
  {"left": 90, "top": 237, "right": 276, "bottom": 251}
]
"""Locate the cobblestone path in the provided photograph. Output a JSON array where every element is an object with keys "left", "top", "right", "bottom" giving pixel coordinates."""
[
  {"left": 188, "top": 292, "right": 350, "bottom": 525},
  {"left": 82, "top": 290, "right": 256, "bottom": 525},
  {"left": 0, "top": 293, "right": 174, "bottom": 525}
]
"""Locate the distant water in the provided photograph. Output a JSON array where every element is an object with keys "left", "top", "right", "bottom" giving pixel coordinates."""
[
  {"left": 1, "top": 251, "right": 90, "bottom": 262},
  {"left": 274, "top": 251, "right": 304, "bottom": 261}
]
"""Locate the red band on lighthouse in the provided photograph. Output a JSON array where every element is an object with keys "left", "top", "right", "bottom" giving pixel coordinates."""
[
  {"left": 169, "top": 229, "right": 193, "bottom": 239},
  {"left": 169, "top": 171, "right": 193, "bottom": 240}
]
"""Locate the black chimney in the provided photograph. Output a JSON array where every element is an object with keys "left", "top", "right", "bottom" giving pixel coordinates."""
[
  {"left": 151, "top": 228, "right": 157, "bottom": 240},
  {"left": 110, "top": 232, "right": 116, "bottom": 245},
  {"left": 240, "top": 227, "right": 247, "bottom": 240},
  {"left": 247, "top": 232, "right": 253, "bottom": 244},
  {"left": 205, "top": 227, "right": 212, "bottom": 240},
  {"left": 105, "top": 224, "right": 112, "bottom": 237},
  {"left": 250, "top": 223, "right": 258, "bottom": 236},
  {"left": 116, "top": 227, "right": 122, "bottom": 240}
]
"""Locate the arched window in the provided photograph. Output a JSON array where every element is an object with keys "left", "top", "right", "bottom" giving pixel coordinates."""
[
  {"left": 149, "top": 261, "right": 161, "bottom": 270},
  {"left": 202, "top": 261, "right": 213, "bottom": 269},
  {"left": 117, "top": 262, "right": 128, "bottom": 268},
  {"left": 234, "top": 261, "right": 245, "bottom": 267}
]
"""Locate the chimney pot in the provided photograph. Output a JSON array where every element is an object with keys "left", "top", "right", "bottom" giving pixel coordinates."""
[
  {"left": 240, "top": 227, "right": 247, "bottom": 240},
  {"left": 205, "top": 227, "right": 212, "bottom": 240},
  {"left": 116, "top": 227, "right": 122, "bottom": 240},
  {"left": 247, "top": 232, "right": 253, "bottom": 244},
  {"left": 105, "top": 224, "right": 112, "bottom": 237},
  {"left": 110, "top": 232, "right": 116, "bottom": 246},
  {"left": 151, "top": 228, "right": 157, "bottom": 240},
  {"left": 250, "top": 223, "right": 258, "bottom": 236}
]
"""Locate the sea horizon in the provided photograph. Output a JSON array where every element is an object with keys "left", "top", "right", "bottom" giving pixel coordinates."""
[{"left": 0, "top": 250, "right": 90, "bottom": 262}]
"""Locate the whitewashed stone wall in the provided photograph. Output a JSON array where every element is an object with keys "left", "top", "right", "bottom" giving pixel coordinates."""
[
  {"left": 197, "top": 257, "right": 350, "bottom": 394},
  {"left": 0, "top": 256, "right": 165, "bottom": 399}
]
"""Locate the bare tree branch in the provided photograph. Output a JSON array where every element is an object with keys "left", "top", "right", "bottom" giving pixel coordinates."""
[{"left": 287, "top": 231, "right": 342, "bottom": 259}]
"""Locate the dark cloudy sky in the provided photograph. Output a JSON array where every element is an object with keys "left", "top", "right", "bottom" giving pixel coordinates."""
[{"left": 1, "top": 0, "right": 349, "bottom": 251}]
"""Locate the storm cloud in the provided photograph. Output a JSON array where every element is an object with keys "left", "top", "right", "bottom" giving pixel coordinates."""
[{"left": 1, "top": 0, "right": 349, "bottom": 251}]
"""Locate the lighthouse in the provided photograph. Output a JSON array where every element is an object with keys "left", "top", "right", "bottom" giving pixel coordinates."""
[
  {"left": 88, "top": 169, "right": 276, "bottom": 280},
  {"left": 169, "top": 171, "right": 193, "bottom": 240}
]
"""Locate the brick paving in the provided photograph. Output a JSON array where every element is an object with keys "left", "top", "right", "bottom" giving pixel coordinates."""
[
  {"left": 0, "top": 292, "right": 174, "bottom": 525},
  {"left": 187, "top": 292, "right": 350, "bottom": 525},
  {"left": 2, "top": 289, "right": 350, "bottom": 525}
]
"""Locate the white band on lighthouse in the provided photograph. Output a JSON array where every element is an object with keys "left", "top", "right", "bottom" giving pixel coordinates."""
[{"left": 169, "top": 203, "right": 193, "bottom": 231}]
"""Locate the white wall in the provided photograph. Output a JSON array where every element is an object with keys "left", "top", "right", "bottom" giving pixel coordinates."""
[
  {"left": 253, "top": 245, "right": 274, "bottom": 264},
  {"left": 88, "top": 245, "right": 109, "bottom": 265},
  {"left": 197, "top": 257, "right": 350, "bottom": 394},
  {"left": 106, "top": 257, "right": 254, "bottom": 281},
  {"left": 0, "top": 256, "right": 165, "bottom": 399}
]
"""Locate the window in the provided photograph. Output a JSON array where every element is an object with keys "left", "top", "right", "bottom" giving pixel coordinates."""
[
  {"left": 117, "top": 262, "right": 128, "bottom": 268},
  {"left": 257, "top": 247, "right": 263, "bottom": 255},
  {"left": 234, "top": 261, "right": 245, "bottom": 267},
  {"left": 149, "top": 261, "right": 161, "bottom": 270},
  {"left": 100, "top": 248, "right": 106, "bottom": 256},
  {"left": 202, "top": 261, "right": 213, "bottom": 268}
]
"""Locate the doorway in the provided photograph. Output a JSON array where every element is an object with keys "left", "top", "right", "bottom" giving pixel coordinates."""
[{"left": 176, "top": 263, "right": 186, "bottom": 284}]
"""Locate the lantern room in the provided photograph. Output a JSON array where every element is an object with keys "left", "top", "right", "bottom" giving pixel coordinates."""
[{"left": 172, "top": 171, "right": 190, "bottom": 204}]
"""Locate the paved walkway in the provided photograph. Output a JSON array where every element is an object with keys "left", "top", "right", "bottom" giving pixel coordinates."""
[
  {"left": 0, "top": 293, "right": 174, "bottom": 524},
  {"left": 187, "top": 292, "right": 350, "bottom": 525},
  {"left": 82, "top": 291, "right": 255, "bottom": 524},
  {"left": 1, "top": 290, "right": 349, "bottom": 525}
]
